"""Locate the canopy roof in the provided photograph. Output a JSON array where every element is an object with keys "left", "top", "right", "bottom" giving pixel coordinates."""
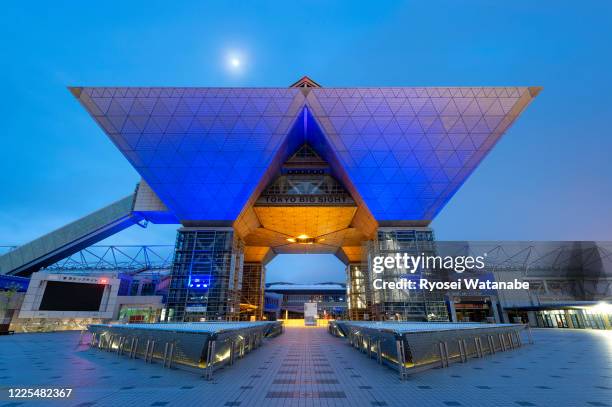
[{"left": 71, "top": 82, "right": 539, "bottom": 223}]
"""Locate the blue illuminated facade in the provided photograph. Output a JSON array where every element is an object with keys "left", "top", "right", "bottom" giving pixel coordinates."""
[
  {"left": 166, "top": 229, "right": 243, "bottom": 321},
  {"left": 72, "top": 84, "right": 540, "bottom": 223},
  {"left": 72, "top": 79, "right": 540, "bottom": 321}
]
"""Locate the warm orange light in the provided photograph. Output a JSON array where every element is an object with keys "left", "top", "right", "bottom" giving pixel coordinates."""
[
  {"left": 287, "top": 234, "right": 316, "bottom": 244},
  {"left": 100, "top": 278, "right": 108, "bottom": 284}
]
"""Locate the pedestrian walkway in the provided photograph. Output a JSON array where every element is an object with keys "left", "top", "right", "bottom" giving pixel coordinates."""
[{"left": 0, "top": 327, "right": 610, "bottom": 406}]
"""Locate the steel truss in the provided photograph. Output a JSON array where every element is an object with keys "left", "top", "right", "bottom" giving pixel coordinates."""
[{"left": 42, "top": 245, "right": 174, "bottom": 275}]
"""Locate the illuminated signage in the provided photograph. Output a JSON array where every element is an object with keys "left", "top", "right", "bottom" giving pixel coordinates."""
[{"left": 256, "top": 194, "right": 353, "bottom": 206}]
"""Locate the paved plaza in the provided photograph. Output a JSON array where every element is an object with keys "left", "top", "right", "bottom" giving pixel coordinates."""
[{"left": 0, "top": 327, "right": 610, "bottom": 407}]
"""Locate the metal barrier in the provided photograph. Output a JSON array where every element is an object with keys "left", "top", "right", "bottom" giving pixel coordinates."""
[
  {"left": 328, "top": 321, "right": 534, "bottom": 379},
  {"left": 88, "top": 321, "right": 283, "bottom": 380}
]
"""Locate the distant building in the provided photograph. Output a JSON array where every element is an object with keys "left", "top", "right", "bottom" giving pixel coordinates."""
[
  {"left": 0, "top": 275, "right": 29, "bottom": 333},
  {"left": 266, "top": 282, "right": 347, "bottom": 319},
  {"left": 263, "top": 292, "right": 283, "bottom": 320},
  {"left": 0, "top": 271, "right": 168, "bottom": 332},
  {"left": 435, "top": 242, "right": 612, "bottom": 329}
]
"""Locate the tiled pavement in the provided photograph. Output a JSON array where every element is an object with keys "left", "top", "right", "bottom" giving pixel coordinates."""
[{"left": 0, "top": 327, "right": 610, "bottom": 407}]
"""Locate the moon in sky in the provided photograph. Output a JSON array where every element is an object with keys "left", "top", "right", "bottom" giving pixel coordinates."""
[{"left": 225, "top": 50, "right": 246, "bottom": 75}]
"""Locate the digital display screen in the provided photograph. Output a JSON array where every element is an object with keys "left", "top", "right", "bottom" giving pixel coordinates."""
[{"left": 39, "top": 281, "right": 105, "bottom": 311}]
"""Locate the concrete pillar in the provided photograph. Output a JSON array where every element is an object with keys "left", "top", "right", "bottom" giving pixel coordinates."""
[
  {"left": 489, "top": 297, "right": 501, "bottom": 323},
  {"left": 527, "top": 311, "right": 538, "bottom": 327},
  {"left": 501, "top": 311, "right": 510, "bottom": 324},
  {"left": 447, "top": 297, "right": 457, "bottom": 322}
]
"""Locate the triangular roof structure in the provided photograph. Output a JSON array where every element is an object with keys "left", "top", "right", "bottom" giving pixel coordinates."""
[
  {"left": 289, "top": 76, "right": 321, "bottom": 88},
  {"left": 70, "top": 78, "right": 540, "bottom": 224}
]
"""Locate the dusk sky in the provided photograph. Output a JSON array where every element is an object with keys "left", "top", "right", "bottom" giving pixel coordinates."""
[{"left": 1, "top": 1, "right": 611, "bottom": 283}]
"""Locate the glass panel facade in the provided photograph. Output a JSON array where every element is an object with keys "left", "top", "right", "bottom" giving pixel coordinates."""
[
  {"left": 241, "top": 263, "right": 265, "bottom": 321},
  {"left": 368, "top": 229, "right": 449, "bottom": 321},
  {"left": 73, "top": 86, "right": 537, "bottom": 223},
  {"left": 535, "top": 309, "right": 611, "bottom": 330},
  {"left": 347, "top": 263, "right": 368, "bottom": 320},
  {"left": 166, "top": 229, "right": 243, "bottom": 322}
]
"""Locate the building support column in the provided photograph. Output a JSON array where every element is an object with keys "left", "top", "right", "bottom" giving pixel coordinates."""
[
  {"left": 241, "top": 262, "right": 265, "bottom": 321},
  {"left": 527, "top": 311, "right": 538, "bottom": 327},
  {"left": 490, "top": 297, "right": 501, "bottom": 323},
  {"left": 166, "top": 228, "right": 244, "bottom": 322},
  {"left": 347, "top": 263, "right": 368, "bottom": 320},
  {"left": 447, "top": 296, "right": 457, "bottom": 322}
]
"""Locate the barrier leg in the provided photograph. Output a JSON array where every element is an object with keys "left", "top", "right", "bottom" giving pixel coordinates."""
[
  {"left": 458, "top": 339, "right": 466, "bottom": 363},
  {"left": 163, "top": 342, "right": 169, "bottom": 366},
  {"left": 166, "top": 343, "right": 174, "bottom": 368},
  {"left": 397, "top": 340, "right": 408, "bottom": 379},
  {"left": 204, "top": 340, "right": 216, "bottom": 381}
]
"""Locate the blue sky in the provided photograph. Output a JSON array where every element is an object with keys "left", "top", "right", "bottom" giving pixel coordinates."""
[{"left": 1, "top": 1, "right": 612, "bottom": 283}]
